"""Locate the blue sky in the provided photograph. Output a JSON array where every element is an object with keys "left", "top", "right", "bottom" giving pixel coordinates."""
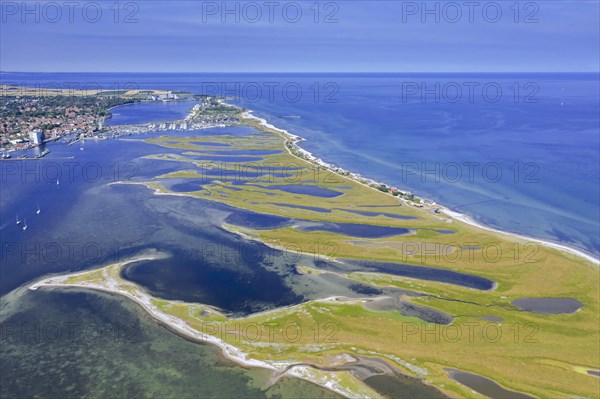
[{"left": 1, "top": 1, "right": 598, "bottom": 72}]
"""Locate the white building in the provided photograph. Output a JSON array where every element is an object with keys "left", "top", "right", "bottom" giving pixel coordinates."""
[{"left": 29, "top": 130, "right": 44, "bottom": 145}]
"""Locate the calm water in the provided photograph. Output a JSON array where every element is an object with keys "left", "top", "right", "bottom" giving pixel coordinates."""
[
  {"left": 263, "top": 184, "right": 344, "bottom": 197},
  {"left": 447, "top": 369, "right": 534, "bottom": 399},
  {"left": 296, "top": 222, "right": 413, "bottom": 238},
  {"left": 1, "top": 72, "right": 598, "bottom": 398},
  {"left": 0, "top": 126, "right": 364, "bottom": 397},
  {"left": 3, "top": 72, "right": 597, "bottom": 254},
  {"left": 121, "top": 244, "right": 304, "bottom": 316},
  {"left": 511, "top": 297, "right": 583, "bottom": 314},
  {"left": 316, "top": 259, "right": 494, "bottom": 290},
  {"left": 105, "top": 100, "right": 197, "bottom": 125}
]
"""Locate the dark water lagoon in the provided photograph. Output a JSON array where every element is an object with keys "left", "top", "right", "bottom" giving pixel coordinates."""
[
  {"left": 296, "top": 221, "right": 413, "bottom": 238},
  {"left": 364, "top": 296, "right": 453, "bottom": 325},
  {"left": 191, "top": 125, "right": 259, "bottom": 136},
  {"left": 105, "top": 101, "right": 196, "bottom": 125},
  {"left": 166, "top": 181, "right": 206, "bottom": 193},
  {"left": 364, "top": 374, "right": 448, "bottom": 399},
  {"left": 223, "top": 209, "right": 294, "bottom": 230},
  {"left": 189, "top": 141, "right": 231, "bottom": 147},
  {"left": 272, "top": 203, "right": 332, "bottom": 213},
  {"left": 446, "top": 369, "right": 534, "bottom": 399},
  {"left": 341, "top": 209, "right": 419, "bottom": 220},
  {"left": 512, "top": 297, "right": 583, "bottom": 314},
  {"left": 121, "top": 245, "right": 304, "bottom": 316},
  {"left": 185, "top": 155, "right": 266, "bottom": 163},
  {"left": 316, "top": 259, "right": 495, "bottom": 290},
  {"left": 263, "top": 184, "right": 344, "bottom": 198},
  {"left": 192, "top": 149, "right": 282, "bottom": 156}
]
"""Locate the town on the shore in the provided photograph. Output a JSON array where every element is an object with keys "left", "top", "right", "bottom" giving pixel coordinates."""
[
  {"left": 0, "top": 84, "right": 434, "bottom": 209},
  {"left": 0, "top": 85, "right": 237, "bottom": 159}
]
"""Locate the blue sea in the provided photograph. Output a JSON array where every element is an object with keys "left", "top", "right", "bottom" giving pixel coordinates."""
[
  {"left": 4, "top": 72, "right": 596, "bottom": 254},
  {"left": 1, "top": 72, "right": 598, "bottom": 398}
]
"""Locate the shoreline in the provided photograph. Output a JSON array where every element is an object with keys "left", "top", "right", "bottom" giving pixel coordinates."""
[
  {"left": 26, "top": 254, "right": 380, "bottom": 399},
  {"left": 16, "top": 104, "right": 598, "bottom": 399},
  {"left": 237, "top": 107, "right": 599, "bottom": 266}
]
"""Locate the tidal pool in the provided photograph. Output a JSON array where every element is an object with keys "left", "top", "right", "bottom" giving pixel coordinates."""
[
  {"left": 512, "top": 297, "right": 583, "bottom": 314},
  {"left": 189, "top": 126, "right": 258, "bottom": 136},
  {"left": 157, "top": 179, "right": 207, "bottom": 192},
  {"left": 364, "top": 296, "right": 453, "bottom": 324},
  {"left": 446, "top": 369, "right": 534, "bottom": 399},
  {"left": 481, "top": 316, "right": 504, "bottom": 322},
  {"left": 224, "top": 209, "right": 293, "bottom": 230},
  {"left": 171, "top": 183, "right": 204, "bottom": 192},
  {"left": 263, "top": 184, "right": 344, "bottom": 198},
  {"left": 340, "top": 209, "right": 419, "bottom": 220},
  {"left": 364, "top": 374, "right": 448, "bottom": 399},
  {"left": 186, "top": 155, "right": 265, "bottom": 163},
  {"left": 192, "top": 149, "right": 282, "bottom": 156},
  {"left": 318, "top": 259, "right": 495, "bottom": 290},
  {"left": 189, "top": 141, "right": 231, "bottom": 146},
  {"left": 296, "top": 222, "right": 413, "bottom": 238},
  {"left": 271, "top": 203, "right": 332, "bottom": 213}
]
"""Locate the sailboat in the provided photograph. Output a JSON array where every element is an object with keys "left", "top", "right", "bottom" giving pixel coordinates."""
[
  {"left": 56, "top": 178, "right": 60, "bottom": 186},
  {"left": 22, "top": 219, "right": 27, "bottom": 231},
  {"left": 36, "top": 203, "right": 41, "bottom": 215},
  {"left": 16, "top": 214, "right": 21, "bottom": 225}
]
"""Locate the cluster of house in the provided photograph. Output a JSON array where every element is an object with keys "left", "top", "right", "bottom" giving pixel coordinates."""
[
  {"left": 2, "top": 114, "right": 101, "bottom": 150},
  {"left": 1, "top": 99, "right": 105, "bottom": 151}
]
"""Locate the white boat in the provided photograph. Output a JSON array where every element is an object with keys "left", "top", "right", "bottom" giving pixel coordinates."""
[
  {"left": 56, "top": 178, "right": 60, "bottom": 186},
  {"left": 22, "top": 219, "right": 27, "bottom": 231},
  {"left": 36, "top": 203, "right": 41, "bottom": 215},
  {"left": 16, "top": 215, "right": 21, "bottom": 225}
]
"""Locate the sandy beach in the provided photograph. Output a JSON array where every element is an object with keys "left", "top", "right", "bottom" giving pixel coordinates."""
[
  {"left": 27, "top": 254, "right": 378, "bottom": 399},
  {"left": 238, "top": 108, "right": 599, "bottom": 267}
]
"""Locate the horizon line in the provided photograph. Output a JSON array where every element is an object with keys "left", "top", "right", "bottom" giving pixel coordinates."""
[{"left": 2, "top": 70, "right": 599, "bottom": 74}]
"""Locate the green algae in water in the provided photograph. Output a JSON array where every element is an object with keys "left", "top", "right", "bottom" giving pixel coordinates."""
[{"left": 0, "top": 289, "right": 342, "bottom": 399}]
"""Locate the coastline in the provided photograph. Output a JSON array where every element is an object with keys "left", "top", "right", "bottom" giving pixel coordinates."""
[
  {"left": 26, "top": 253, "right": 381, "bottom": 399},
  {"left": 237, "top": 107, "right": 599, "bottom": 266},
  {"left": 14, "top": 101, "right": 598, "bottom": 399}
]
